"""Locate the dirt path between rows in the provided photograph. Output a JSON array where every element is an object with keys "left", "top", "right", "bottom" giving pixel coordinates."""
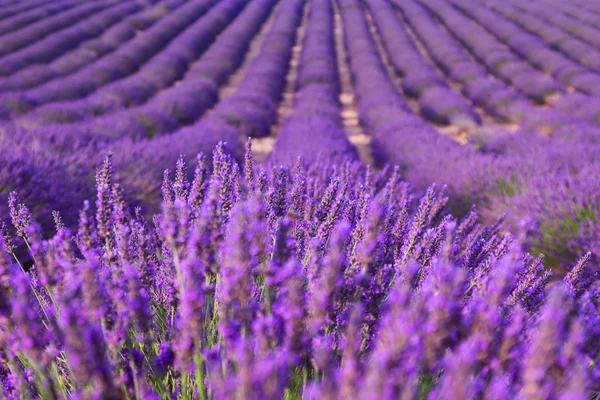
[{"left": 333, "top": 1, "right": 374, "bottom": 164}]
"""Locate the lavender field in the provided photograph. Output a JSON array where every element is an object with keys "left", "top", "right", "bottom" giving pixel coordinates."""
[{"left": 0, "top": 0, "right": 599, "bottom": 398}]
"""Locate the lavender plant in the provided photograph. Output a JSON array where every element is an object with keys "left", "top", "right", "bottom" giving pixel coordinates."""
[{"left": 0, "top": 144, "right": 596, "bottom": 399}]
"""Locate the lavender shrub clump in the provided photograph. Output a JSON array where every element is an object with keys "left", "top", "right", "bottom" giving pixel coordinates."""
[
  {"left": 480, "top": 123, "right": 600, "bottom": 269},
  {"left": 0, "top": 145, "right": 597, "bottom": 398}
]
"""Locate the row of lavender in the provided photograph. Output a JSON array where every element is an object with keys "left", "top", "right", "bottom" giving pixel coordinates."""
[
  {"left": 0, "top": 0, "right": 151, "bottom": 77},
  {"left": 334, "top": 0, "right": 600, "bottom": 270},
  {"left": 0, "top": 0, "right": 305, "bottom": 220},
  {"left": 487, "top": 0, "right": 600, "bottom": 75},
  {"left": 408, "top": 0, "right": 600, "bottom": 265},
  {"left": 374, "top": 0, "right": 600, "bottom": 132},
  {"left": 369, "top": 0, "right": 600, "bottom": 134},
  {"left": 344, "top": 0, "right": 598, "bottom": 269},
  {"left": 0, "top": 0, "right": 588, "bottom": 261},
  {"left": 338, "top": 0, "right": 494, "bottom": 215},
  {"left": 0, "top": 0, "right": 598, "bottom": 128},
  {"left": 0, "top": 0, "right": 59, "bottom": 20},
  {"left": 0, "top": 0, "right": 82, "bottom": 37},
  {"left": 0, "top": 0, "right": 598, "bottom": 272},
  {"left": 0, "top": 0, "right": 526, "bottom": 133},
  {"left": 0, "top": 0, "right": 485, "bottom": 131},
  {"left": 271, "top": 0, "right": 357, "bottom": 163},
  {"left": 423, "top": 0, "right": 564, "bottom": 101},
  {"left": 0, "top": 0, "right": 450, "bottom": 216},
  {"left": 481, "top": 0, "right": 600, "bottom": 125},
  {"left": 448, "top": 0, "right": 600, "bottom": 95},
  {"left": 0, "top": 0, "right": 302, "bottom": 151}
]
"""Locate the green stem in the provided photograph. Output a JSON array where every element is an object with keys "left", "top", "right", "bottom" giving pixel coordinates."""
[
  {"left": 13, "top": 253, "right": 52, "bottom": 324},
  {"left": 194, "top": 352, "right": 207, "bottom": 400}
]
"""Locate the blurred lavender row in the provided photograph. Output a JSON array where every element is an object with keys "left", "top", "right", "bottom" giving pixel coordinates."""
[
  {"left": 487, "top": 0, "right": 600, "bottom": 74},
  {"left": 339, "top": 0, "right": 492, "bottom": 213}
]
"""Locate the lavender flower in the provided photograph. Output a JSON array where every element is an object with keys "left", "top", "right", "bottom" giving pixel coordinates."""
[{"left": 8, "top": 192, "right": 31, "bottom": 240}]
